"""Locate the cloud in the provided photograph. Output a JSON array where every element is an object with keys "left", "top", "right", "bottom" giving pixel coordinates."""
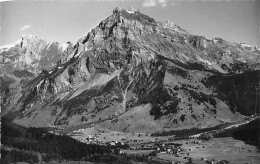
[
  {"left": 142, "top": 0, "right": 168, "bottom": 8},
  {"left": 20, "top": 24, "right": 33, "bottom": 31}
]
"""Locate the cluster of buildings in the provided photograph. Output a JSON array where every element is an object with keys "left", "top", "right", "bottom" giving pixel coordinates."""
[{"left": 154, "top": 143, "right": 183, "bottom": 156}]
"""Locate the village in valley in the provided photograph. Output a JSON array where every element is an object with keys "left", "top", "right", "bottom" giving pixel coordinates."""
[
  {"left": 68, "top": 127, "right": 196, "bottom": 163},
  {"left": 45, "top": 119, "right": 260, "bottom": 164}
]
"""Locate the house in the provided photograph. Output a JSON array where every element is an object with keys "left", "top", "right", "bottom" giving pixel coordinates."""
[
  {"left": 166, "top": 148, "right": 173, "bottom": 154},
  {"left": 110, "top": 141, "right": 116, "bottom": 146}
]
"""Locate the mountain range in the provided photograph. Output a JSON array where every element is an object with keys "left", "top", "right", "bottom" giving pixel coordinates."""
[{"left": 1, "top": 7, "right": 260, "bottom": 133}]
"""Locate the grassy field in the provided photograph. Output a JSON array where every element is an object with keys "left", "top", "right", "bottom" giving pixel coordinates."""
[{"left": 155, "top": 137, "right": 260, "bottom": 164}]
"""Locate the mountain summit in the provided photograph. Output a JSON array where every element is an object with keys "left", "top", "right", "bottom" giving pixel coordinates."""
[{"left": 1, "top": 8, "right": 260, "bottom": 132}]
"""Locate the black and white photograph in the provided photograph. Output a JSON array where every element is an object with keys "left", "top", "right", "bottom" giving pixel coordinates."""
[{"left": 0, "top": 0, "right": 260, "bottom": 163}]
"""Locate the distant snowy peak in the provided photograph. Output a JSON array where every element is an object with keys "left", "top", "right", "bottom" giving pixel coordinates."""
[
  {"left": 21, "top": 34, "right": 42, "bottom": 45},
  {"left": 0, "top": 39, "right": 22, "bottom": 52},
  {"left": 59, "top": 42, "right": 71, "bottom": 52},
  {"left": 20, "top": 35, "right": 48, "bottom": 53},
  {"left": 0, "top": 34, "right": 47, "bottom": 54},
  {"left": 0, "top": 35, "right": 74, "bottom": 74},
  {"left": 21, "top": 34, "right": 38, "bottom": 41},
  {"left": 45, "top": 42, "right": 72, "bottom": 52},
  {"left": 0, "top": 35, "right": 74, "bottom": 54}
]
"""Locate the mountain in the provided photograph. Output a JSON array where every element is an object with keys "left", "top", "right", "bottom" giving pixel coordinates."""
[
  {"left": 0, "top": 35, "right": 73, "bottom": 115},
  {"left": 1, "top": 7, "right": 260, "bottom": 133}
]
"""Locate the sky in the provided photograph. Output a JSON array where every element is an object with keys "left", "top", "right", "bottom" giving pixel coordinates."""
[{"left": 0, "top": 0, "right": 259, "bottom": 47}]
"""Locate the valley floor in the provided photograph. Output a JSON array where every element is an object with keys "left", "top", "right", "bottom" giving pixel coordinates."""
[
  {"left": 3, "top": 116, "right": 259, "bottom": 164},
  {"left": 8, "top": 137, "right": 260, "bottom": 164},
  {"left": 65, "top": 116, "right": 260, "bottom": 164},
  {"left": 157, "top": 137, "right": 260, "bottom": 164}
]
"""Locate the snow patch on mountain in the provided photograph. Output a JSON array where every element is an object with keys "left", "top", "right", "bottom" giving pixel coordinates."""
[
  {"left": 46, "top": 42, "right": 54, "bottom": 50},
  {"left": 59, "top": 43, "right": 69, "bottom": 52}
]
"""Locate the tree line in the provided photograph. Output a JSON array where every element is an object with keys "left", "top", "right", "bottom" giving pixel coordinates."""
[{"left": 1, "top": 117, "right": 111, "bottom": 163}]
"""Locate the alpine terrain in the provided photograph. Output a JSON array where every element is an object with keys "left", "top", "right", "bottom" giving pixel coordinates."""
[{"left": 1, "top": 7, "right": 260, "bottom": 134}]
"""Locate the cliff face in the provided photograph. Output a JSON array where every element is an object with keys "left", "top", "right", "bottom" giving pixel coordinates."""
[
  {"left": 0, "top": 35, "right": 73, "bottom": 116},
  {"left": 1, "top": 8, "right": 260, "bottom": 132}
]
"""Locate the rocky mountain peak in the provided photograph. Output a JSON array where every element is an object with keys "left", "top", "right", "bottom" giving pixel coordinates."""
[
  {"left": 19, "top": 35, "right": 47, "bottom": 54},
  {"left": 79, "top": 7, "right": 156, "bottom": 44},
  {"left": 21, "top": 34, "right": 38, "bottom": 43}
]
